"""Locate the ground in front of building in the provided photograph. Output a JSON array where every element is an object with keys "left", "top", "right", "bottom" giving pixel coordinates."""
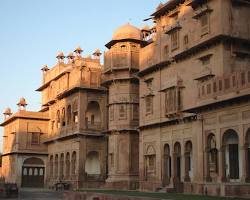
[
  {"left": 78, "top": 189, "right": 250, "bottom": 200},
  {"left": 3, "top": 188, "right": 63, "bottom": 200}
]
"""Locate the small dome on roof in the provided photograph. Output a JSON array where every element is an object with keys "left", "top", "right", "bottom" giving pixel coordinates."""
[
  {"left": 17, "top": 97, "right": 27, "bottom": 106},
  {"left": 3, "top": 107, "right": 12, "bottom": 115},
  {"left": 56, "top": 52, "right": 65, "bottom": 59},
  {"left": 41, "top": 64, "right": 49, "bottom": 71},
  {"left": 93, "top": 49, "right": 102, "bottom": 56},
  {"left": 67, "top": 52, "right": 75, "bottom": 58},
  {"left": 112, "top": 23, "right": 142, "bottom": 41}
]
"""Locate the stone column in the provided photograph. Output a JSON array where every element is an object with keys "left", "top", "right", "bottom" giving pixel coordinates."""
[
  {"left": 244, "top": 144, "right": 250, "bottom": 182},
  {"left": 240, "top": 145, "right": 247, "bottom": 182},
  {"left": 173, "top": 152, "right": 178, "bottom": 183},
  {"left": 219, "top": 146, "right": 227, "bottom": 182},
  {"left": 184, "top": 152, "right": 190, "bottom": 182}
]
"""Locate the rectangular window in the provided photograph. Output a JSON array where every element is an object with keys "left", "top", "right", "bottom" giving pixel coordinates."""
[
  {"left": 207, "top": 84, "right": 211, "bottom": 94},
  {"left": 213, "top": 82, "right": 217, "bottom": 93},
  {"left": 171, "top": 30, "right": 179, "bottom": 51},
  {"left": 109, "top": 153, "right": 114, "bottom": 168},
  {"left": 241, "top": 72, "right": 246, "bottom": 85},
  {"left": 148, "top": 155, "right": 156, "bottom": 171},
  {"left": 132, "top": 104, "right": 139, "bottom": 120},
  {"left": 184, "top": 34, "right": 189, "bottom": 46},
  {"left": 145, "top": 96, "right": 153, "bottom": 114},
  {"left": 200, "top": 13, "right": 210, "bottom": 36},
  {"left": 31, "top": 133, "right": 40, "bottom": 145},
  {"left": 119, "top": 104, "right": 127, "bottom": 119},
  {"left": 90, "top": 72, "right": 98, "bottom": 85},
  {"left": 164, "top": 45, "right": 169, "bottom": 59},
  {"left": 165, "top": 87, "right": 181, "bottom": 114},
  {"left": 109, "top": 105, "right": 114, "bottom": 121},
  {"left": 73, "top": 112, "right": 78, "bottom": 124}
]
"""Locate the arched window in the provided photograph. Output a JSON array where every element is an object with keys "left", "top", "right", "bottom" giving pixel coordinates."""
[
  {"left": 71, "top": 151, "right": 76, "bottom": 175},
  {"left": 66, "top": 153, "right": 70, "bottom": 178},
  {"left": 163, "top": 144, "right": 171, "bottom": 186},
  {"left": 223, "top": 129, "right": 239, "bottom": 180},
  {"left": 67, "top": 105, "right": 72, "bottom": 125},
  {"left": 61, "top": 108, "right": 66, "bottom": 127},
  {"left": 184, "top": 141, "right": 192, "bottom": 182},
  {"left": 174, "top": 142, "right": 181, "bottom": 181},
  {"left": 73, "top": 101, "right": 78, "bottom": 124},
  {"left": 60, "top": 153, "right": 64, "bottom": 178},
  {"left": 85, "top": 151, "right": 100, "bottom": 175},
  {"left": 144, "top": 145, "right": 156, "bottom": 180},
  {"left": 55, "top": 154, "right": 59, "bottom": 178},
  {"left": 245, "top": 129, "right": 250, "bottom": 182},
  {"left": 85, "top": 101, "right": 101, "bottom": 130},
  {"left": 56, "top": 110, "right": 60, "bottom": 129},
  {"left": 49, "top": 155, "right": 53, "bottom": 177}
]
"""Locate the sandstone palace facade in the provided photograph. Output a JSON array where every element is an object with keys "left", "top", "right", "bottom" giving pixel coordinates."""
[{"left": 1, "top": 0, "right": 250, "bottom": 197}]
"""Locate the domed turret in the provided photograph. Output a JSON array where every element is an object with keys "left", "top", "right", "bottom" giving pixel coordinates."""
[
  {"left": 105, "top": 23, "right": 143, "bottom": 49},
  {"left": 3, "top": 107, "right": 12, "bottom": 119},
  {"left": 17, "top": 97, "right": 28, "bottom": 110},
  {"left": 112, "top": 23, "right": 141, "bottom": 41}
]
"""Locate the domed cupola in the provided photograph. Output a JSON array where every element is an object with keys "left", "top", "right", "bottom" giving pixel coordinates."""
[{"left": 105, "top": 23, "right": 143, "bottom": 49}]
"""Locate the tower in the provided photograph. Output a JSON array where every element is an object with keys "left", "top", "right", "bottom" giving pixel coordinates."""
[{"left": 103, "top": 23, "right": 143, "bottom": 189}]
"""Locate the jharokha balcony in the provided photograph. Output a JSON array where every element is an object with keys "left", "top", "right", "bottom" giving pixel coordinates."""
[
  {"left": 104, "top": 50, "right": 139, "bottom": 72},
  {"left": 197, "top": 70, "right": 250, "bottom": 106}
]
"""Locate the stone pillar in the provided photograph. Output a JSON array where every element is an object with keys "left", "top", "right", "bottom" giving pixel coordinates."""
[
  {"left": 219, "top": 146, "right": 227, "bottom": 182},
  {"left": 184, "top": 152, "right": 190, "bottom": 182},
  {"left": 244, "top": 144, "right": 250, "bottom": 182},
  {"left": 241, "top": 145, "right": 247, "bottom": 182},
  {"left": 173, "top": 152, "right": 178, "bottom": 183}
]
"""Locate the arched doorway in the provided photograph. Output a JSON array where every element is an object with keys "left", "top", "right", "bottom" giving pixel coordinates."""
[
  {"left": 85, "top": 151, "right": 101, "bottom": 179},
  {"left": 173, "top": 142, "right": 181, "bottom": 183},
  {"left": 59, "top": 153, "right": 64, "bottom": 179},
  {"left": 163, "top": 144, "right": 171, "bottom": 186},
  {"left": 144, "top": 145, "right": 156, "bottom": 180},
  {"left": 21, "top": 157, "right": 45, "bottom": 188},
  {"left": 245, "top": 129, "right": 250, "bottom": 182},
  {"left": 85, "top": 101, "right": 101, "bottom": 130},
  {"left": 65, "top": 153, "right": 70, "bottom": 178},
  {"left": 222, "top": 129, "right": 239, "bottom": 180},
  {"left": 184, "top": 141, "right": 192, "bottom": 182}
]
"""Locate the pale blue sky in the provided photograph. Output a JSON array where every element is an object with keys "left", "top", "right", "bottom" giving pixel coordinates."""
[{"left": 0, "top": 0, "right": 162, "bottom": 150}]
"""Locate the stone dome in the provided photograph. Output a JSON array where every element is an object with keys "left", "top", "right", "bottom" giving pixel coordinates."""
[
  {"left": 112, "top": 23, "right": 142, "bottom": 41},
  {"left": 3, "top": 107, "right": 12, "bottom": 115}
]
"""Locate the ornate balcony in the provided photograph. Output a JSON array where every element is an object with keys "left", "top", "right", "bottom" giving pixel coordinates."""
[
  {"left": 198, "top": 70, "right": 250, "bottom": 102},
  {"left": 104, "top": 50, "right": 139, "bottom": 72},
  {"left": 86, "top": 122, "right": 102, "bottom": 131}
]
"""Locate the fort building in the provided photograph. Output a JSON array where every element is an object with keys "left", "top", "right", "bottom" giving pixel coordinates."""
[{"left": 1, "top": 0, "right": 250, "bottom": 197}]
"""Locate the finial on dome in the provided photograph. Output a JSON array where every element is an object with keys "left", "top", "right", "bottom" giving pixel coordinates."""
[
  {"left": 41, "top": 65, "right": 49, "bottom": 72},
  {"left": 3, "top": 107, "right": 12, "bottom": 119},
  {"left": 74, "top": 46, "right": 83, "bottom": 56},
  {"left": 17, "top": 97, "right": 28, "bottom": 110}
]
